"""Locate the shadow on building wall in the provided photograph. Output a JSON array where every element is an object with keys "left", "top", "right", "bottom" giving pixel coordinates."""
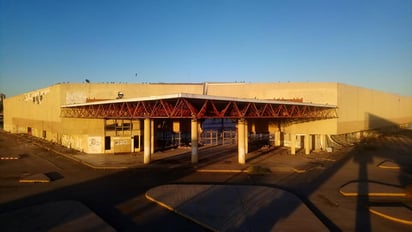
[{"left": 365, "top": 112, "right": 406, "bottom": 131}]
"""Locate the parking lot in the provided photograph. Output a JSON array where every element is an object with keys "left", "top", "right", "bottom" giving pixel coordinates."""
[{"left": 0, "top": 129, "right": 411, "bottom": 231}]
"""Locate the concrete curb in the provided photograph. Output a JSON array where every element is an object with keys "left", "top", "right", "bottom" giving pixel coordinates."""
[
  {"left": 339, "top": 181, "right": 407, "bottom": 197},
  {"left": 145, "top": 192, "right": 216, "bottom": 231},
  {"left": 145, "top": 184, "right": 329, "bottom": 231},
  {"left": 292, "top": 168, "right": 308, "bottom": 173},
  {"left": 19, "top": 179, "right": 50, "bottom": 183},
  {"left": 339, "top": 189, "right": 407, "bottom": 197},
  {"left": 145, "top": 192, "right": 174, "bottom": 211},
  {"left": 369, "top": 208, "right": 412, "bottom": 225},
  {"left": 377, "top": 160, "right": 401, "bottom": 169},
  {"left": 19, "top": 180, "right": 50, "bottom": 183},
  {"left": 377, "top": 165, "right": 400, "bottom": 170},
  {"left": 19, "top": 173, "right": 51, "bottom": 183}
]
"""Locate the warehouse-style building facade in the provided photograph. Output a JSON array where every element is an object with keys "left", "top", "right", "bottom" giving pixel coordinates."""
[{"left": 4, "top": 82, "right": 412, "bottom": 164}]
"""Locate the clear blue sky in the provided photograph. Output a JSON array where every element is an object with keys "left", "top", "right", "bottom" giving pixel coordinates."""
[{"left": 1, "top": 0, "right": 411, "bottom": 97}]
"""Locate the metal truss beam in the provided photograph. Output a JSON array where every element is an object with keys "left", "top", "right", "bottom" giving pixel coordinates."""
[{"left": 61, "top": 97, "right": 337, "bottom": 120}]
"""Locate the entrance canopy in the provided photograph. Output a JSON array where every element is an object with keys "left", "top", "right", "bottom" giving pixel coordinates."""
[{"left": 61, "top": 93, "right": 337, "bottom": 120}]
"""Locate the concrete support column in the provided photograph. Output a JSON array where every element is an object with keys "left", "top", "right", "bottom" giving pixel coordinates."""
[
  {"left": 144, "top": 118, "right": 151, "bottom": 164},
  {"left": 131, "top": 137, "right": 134, "bottom": 153},
  {"left": 275, "top": 131, "right": 281, "bottom": 147},
  {"left": 359, "top": 131, "right": 364, "bottom": 141},
  {"left": 150, "top": 119, "right": 154, "bottom": 155},
  {"left": 245, "top": 120, "right": 248, "bottom": 154},
  {"left": 238, "top": 119, "right": 246, "bottom": 164},
  {"left": 313, "top": 135, "right": 320, "bottom": 151},
  {"left": 320, "top": 134, "right": 326, "bottom": 151},
  {"left": 191, "top": 118, "right": 198, "bottom": 164},
  {"left": 304, "top": 134, "right": 311, "bottom": 155},
  {"left": 290, "top": 133, "right": 296, "bottom": 155}
]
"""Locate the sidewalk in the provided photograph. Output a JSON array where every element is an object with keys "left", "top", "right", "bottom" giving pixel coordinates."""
[
  {"left": 53, "top": 144, "right": 332, "bottom": 174},
  {"left": 17, "top": 132, "right": 337, "bottom": 172}
]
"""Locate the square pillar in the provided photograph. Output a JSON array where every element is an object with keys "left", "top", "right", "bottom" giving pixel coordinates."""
[
  {"left": 304, "top": 134, "right": 310, "bottom": 155},
  {"left": 150, "top": 119, "right": 155, "bottom": 155},
  {"left": 191, "top": 118, "right": 198, "bottom": 164},
  {"left": 245, "top": 120, "right": 248, "bottom": 154},
  {"left": 320, "top": 134, "right": 327, "bottom": 151},
  {"left": 238, "top": 119, "right": 246, "bottom": 164},
  {"left": 130, "top": 137, "right": 134, "bottom": 153},
  {"left": 313, "top": 135, "right": 321, "bottom": 151},
  {"left": 290, "top": 133, "right": 296, "bottom": 155},
  {"left": 144, "top": 118, "right": 151, "bottom": 164},
  {"left": 275, "top": 131, "right": 281, "bottom": 147}
]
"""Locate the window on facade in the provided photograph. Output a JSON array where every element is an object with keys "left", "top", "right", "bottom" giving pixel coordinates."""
[{"left": 105, "top": 119, "right": 133, "bottom": 136}]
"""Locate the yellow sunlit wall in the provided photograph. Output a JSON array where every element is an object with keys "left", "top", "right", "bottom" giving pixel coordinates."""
[{"left": 4, "top": 82, "right": 412, "bottom": 154}]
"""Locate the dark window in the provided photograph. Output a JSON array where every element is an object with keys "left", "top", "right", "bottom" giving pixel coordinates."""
[
  {"left": 105, "top": 136, "right": 111, "bottom": 150},
  {"left": 42, "top": 130, "right": 46, "bottom": 139},
  {"left": 27, "top": 127, "right": 32, "bottom": 136}
]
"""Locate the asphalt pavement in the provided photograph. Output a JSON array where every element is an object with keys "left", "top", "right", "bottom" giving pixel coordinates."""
[{"left": 1, "top": 131, "right": 411, "bottom": 231}]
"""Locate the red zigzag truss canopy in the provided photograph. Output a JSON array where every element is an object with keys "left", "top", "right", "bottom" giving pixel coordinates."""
[{"left": 61, "top": 93, "right": 337, "bottom": 120}]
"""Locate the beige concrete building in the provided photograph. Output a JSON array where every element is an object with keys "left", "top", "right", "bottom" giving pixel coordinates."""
[{"left": 3, "top": 82, "right": 412, "bottom": 163}]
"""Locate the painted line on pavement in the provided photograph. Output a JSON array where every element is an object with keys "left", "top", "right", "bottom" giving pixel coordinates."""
[
  {"left": 196, "top": 169, "right": 244, "bottom": 173},
  {"left": 319, "top": 158, "right": 336, "bottom": 162},
  {"left": 0, "top": 156, "right": 20, "bottom": 160},
  {"left": 197, "top": 168, "right": 303, "bottom": 174}
]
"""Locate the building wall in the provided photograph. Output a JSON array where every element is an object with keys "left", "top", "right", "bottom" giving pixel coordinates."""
[
  {"left": 336, "top": 83, "right": 412, "bottom": 134},
  {"left": 205, "top": 82, "right": 338, "bottom": 105},
  {"left": 60, "top": 117, "right": 105, "bottom": 153},
  {"left": 4, "top": 82, "right": 206, "bottom": 153},
  {"left": 3, "top": 82, "right": 412, "bottom": 154},
  {"left": 4, "top": 84, "right": 62, "bottom": 139}
]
